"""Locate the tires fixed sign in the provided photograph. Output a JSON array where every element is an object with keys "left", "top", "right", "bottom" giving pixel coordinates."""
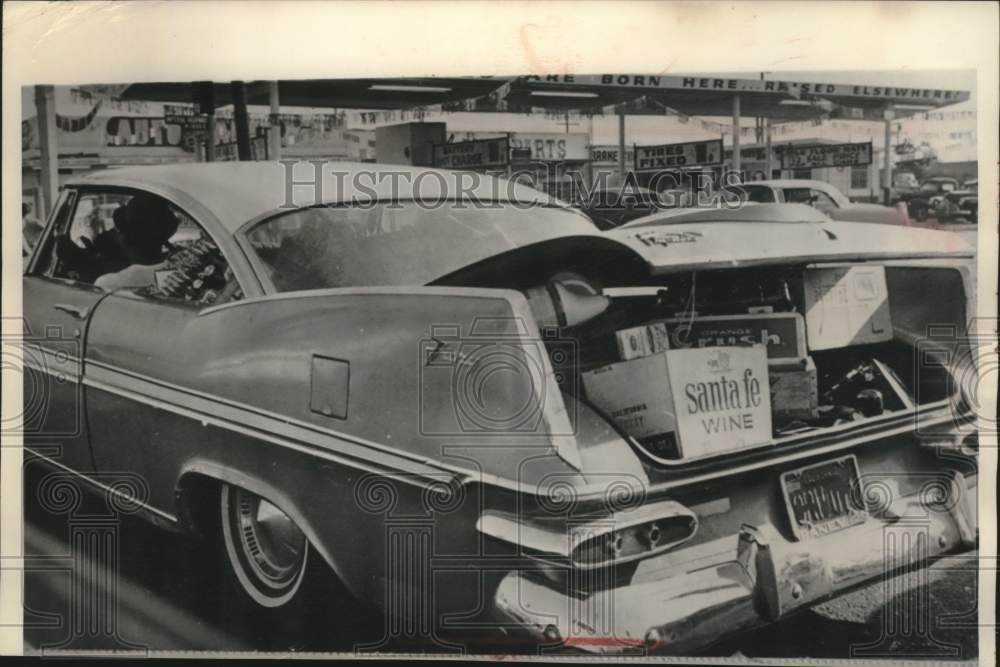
[{"left": 634, "top": 139, "right": 723, "bottom": 170}]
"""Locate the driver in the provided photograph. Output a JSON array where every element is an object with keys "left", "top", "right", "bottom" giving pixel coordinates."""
[{"left": 95, "top": 195, "right": 179, "bottom": 291}]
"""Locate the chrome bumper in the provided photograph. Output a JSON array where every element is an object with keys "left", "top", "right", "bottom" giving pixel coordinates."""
[{"left": 493, "top": 473, "right": 977, "bottom": 655}]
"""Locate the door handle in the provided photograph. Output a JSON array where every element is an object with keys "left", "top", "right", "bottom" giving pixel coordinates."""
[{"left": 53, "top": 303, "right": 90, "bottom": 320}]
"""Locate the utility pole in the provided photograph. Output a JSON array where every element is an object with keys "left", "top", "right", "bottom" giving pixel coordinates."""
[
  {"left": 617, "top": 104, "right": 627, "bottom": 186},
  {"left": 34, "top": 85, "right": 59, "bottom": 218}
]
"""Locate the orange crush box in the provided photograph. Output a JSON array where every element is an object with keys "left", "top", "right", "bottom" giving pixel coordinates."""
[
  {"left": 661, "top": 312, "right": 807, "bottom": 364},
  {"left": 582, "top": 346, "right": 772, "bottom": 460}
]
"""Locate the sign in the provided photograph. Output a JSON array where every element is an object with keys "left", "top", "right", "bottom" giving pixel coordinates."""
[
  {"left": 779, "top": 142, "right": 873, "bottom": 169},
  {"left": 634, "top": 139, "right": 723, "bottom": 170},
  {"left": 509, "top": 133, "right": 588, "bottom": 161},
  {"left": 450, "top": 132, "right": 589, "bottom": 161},
  {"left": 519, "top": 74, "right": 971, "bottom": 105},
  {"left": 802, "top": 266, "right": 892, "bottom": 350},
  {"left": 163, "top": 104, "right": 209, "bottom": 132},
  {"left": 510, "top": 147, "right": 533, "bottom": 164},
  {"left": 590, "top": 145, "right": 635, "bottom": 164},
  {"left": 582, "top": 346, "right": 772, "bottom": 460},
  {"left": 662, "top": 312, "right": 807, "bottom": 365},
  {"left": 164, "top": 113, "right": 210, "bottom": 133},
  {"left": 432, "top": 138, "right": 509, "bottom": 169}
]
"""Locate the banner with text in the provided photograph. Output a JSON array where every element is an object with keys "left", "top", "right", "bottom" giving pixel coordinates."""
[
  {"left": 779, "top": 142, "right": 873, "bottom": 169},
  {"left": 634, "top": 139, "right": 723, "bottom": 170},
  {"left": 432, "top": 137, "right": 510, "bottom": 169}
]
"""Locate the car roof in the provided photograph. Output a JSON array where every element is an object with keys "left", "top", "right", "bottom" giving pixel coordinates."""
[
  {"left": 66, "top": 161, "right": 565, "bottom": 234},
  {"left": 746, "top": 179, "right": 834, "bottom": 189}
]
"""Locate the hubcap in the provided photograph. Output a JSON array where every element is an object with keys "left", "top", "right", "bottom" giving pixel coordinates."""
[{"left": 233, "top": 489, "right": 306, "bottom": 590}]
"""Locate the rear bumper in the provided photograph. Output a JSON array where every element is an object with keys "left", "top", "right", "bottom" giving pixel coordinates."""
[{"left": 492, "top": 472, "right": 977, "bottom": 655}]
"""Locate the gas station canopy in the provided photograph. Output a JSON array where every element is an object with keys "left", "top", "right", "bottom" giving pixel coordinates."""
[{"left": 119, "top": 74, "right": 971, "bottom": 118}]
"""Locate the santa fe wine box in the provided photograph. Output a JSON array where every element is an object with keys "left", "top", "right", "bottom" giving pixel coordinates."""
[{"left": 583, "top": 346, "right": 772, "bottom": 460}]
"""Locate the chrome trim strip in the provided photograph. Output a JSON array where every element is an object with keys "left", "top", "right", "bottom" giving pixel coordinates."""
[
  {"left": 83, "top": 375, "right": 450, "bottom": 490},
  {"left": 84, "top": 358, "right": 468, "bottom": 476},
  {"left": 82, "top": 359, "right": 963, "bottom": 499},
  {"left": 20, "top": 347, "right": 82, "bottom": 377},
  {"left": 26, "top": 449, "right": 179, "bottom": 524}
]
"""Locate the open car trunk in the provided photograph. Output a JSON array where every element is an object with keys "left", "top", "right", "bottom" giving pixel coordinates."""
[{"left": 436, "top": 240, "right": 974, "bottom": 471}]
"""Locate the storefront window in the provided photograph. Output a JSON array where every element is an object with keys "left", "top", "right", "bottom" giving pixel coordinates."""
[{"left": 851, "top": 165, "right": 869, "bottom": 189}]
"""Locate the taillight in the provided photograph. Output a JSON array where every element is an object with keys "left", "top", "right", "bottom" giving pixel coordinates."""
[{"left": 477, "top": 499, "right": 698, "bottom": 569}]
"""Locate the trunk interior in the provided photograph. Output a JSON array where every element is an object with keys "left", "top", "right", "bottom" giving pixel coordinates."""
[{"left": 437, "top": 244, "right": 969, "bottom": 467}]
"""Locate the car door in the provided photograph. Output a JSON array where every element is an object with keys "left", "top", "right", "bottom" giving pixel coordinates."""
[
  {"left": 21, "top": 188, "right": 119, "bottom": 472},
  {"left": 82, "top": 209, "right": 244, "bottom": 513}
]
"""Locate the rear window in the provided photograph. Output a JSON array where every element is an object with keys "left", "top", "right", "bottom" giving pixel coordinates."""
[{"left": 244, "top": 201, "right": 594, "bottom": 291}]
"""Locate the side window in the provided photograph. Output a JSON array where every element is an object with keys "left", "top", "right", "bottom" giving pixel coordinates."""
[
  {"left": 809, "top": 189, "right": 839, "bottom": 210},
  {"left": 43, "top": 191, "right": 131, "bottom": 283},
  {"left": 743, "top": 185, "right": 776, "bottom": 203},
  {"left": 41, "top": 188, "right": 241, "bottom": 307},
  {"left": 783, "top": 188, "right": 814, "bottom": 205}
]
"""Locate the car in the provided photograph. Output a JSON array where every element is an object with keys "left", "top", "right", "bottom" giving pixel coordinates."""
[
  {"left": 900, "top": 176, "right": 962, "bottom": 221},
  {"left": 619, "top": 201, "right": 829, "bottom": 229},
  {"left": 22, "top": 162, "right": 978, "bottom": 655},
  {"left": 739, "top": 179, "right": 910, "bottom": 225},
  {"left": 935, "top": 178, "right": 978, "bottom": 224},
  {"left": 578, "top": 185, "right": 673, "bottom": 230}
]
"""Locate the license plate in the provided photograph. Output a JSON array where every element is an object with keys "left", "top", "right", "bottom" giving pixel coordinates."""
[{"left": 780, "top": 454, "right": 868, "bottom": 540}]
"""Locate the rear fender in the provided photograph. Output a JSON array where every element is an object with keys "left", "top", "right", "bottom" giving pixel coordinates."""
[{"left": 174, "top": 460, "right": 357, "bottom": 595}]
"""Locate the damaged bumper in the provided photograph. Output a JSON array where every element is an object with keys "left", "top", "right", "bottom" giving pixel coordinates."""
[{"left": 492, "top": 472, "right": 977, "bottom": 654}]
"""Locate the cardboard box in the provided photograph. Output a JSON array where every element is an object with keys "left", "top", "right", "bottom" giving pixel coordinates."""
[
  {"left": 583, "top": 346, "right": 772, "bottom": 460},
  {"left": 662, "top": 312, "right": 806, "bottom": 364},
  {"left": 615, "top": 322, "right": 669, "bottom": 360},
  {"left": 769, "top": 357, "right": 819, "bottom": 422},
  {"left": 803, "top": 266, "right": 893, "bottom": 350}
]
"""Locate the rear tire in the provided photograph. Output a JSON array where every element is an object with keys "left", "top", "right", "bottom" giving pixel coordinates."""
[{"left": 219, "top": 484, "right": 310, "bottom": 609}]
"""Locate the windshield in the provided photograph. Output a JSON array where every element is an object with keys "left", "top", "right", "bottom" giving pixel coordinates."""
[{"left": 244, "top": 201, "right": 594, "bottom": 291}]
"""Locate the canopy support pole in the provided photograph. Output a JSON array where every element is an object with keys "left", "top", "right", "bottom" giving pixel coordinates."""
[
  {"left": 231, "top": 81, "right": 252, "bottom": 161},
  {"left": 617, "top": 105, "right": 626, "bottom": 186},
  {"left": 34, "top": 85, "right": 59, "bottom": 218},
  {"left": 731, "top": 93, "right": 741, "bottom": 179},
  {"left": 268, "top": 81, "right": 282, "bottom": 160},
  {"left": 764, "top": 117, "right": 773, "bottom": 178},
  {"left": 882, "top": 104, "right": 894, "bottom": 205},
  {"left": 205, "top": 108, "right": 216, "bottom": 162}
]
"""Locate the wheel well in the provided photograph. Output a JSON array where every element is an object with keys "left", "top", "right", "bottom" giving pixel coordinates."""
[
  {"left": 175, "top": 472, "right": 222, "bottom": 538},
  {"left": 174, "top": 469, "right": 358, "bottom": 600}
]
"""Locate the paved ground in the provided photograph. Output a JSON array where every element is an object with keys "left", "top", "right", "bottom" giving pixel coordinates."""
[{"left": 21, "top": 466, "right": 980, "bottom": 659}]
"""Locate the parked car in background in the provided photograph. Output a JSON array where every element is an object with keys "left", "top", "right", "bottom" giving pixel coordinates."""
[
  {"left": 579, "top": 186, "right": 672, "bottom": 230},
  {"left": 901, "top": 176, "right": 961, "bottom": 221},
  {"left": 935, "top": 178, "right": 978, "bottom": 224},
  {"left": 23, "top": 162, "right": 978, "bottom": 655},
  {"left": 620, "top": 201, "right": 828, "bottom": 229},
  {"left": 739, "top": 179, "right": 910, "bottom": 225}
]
